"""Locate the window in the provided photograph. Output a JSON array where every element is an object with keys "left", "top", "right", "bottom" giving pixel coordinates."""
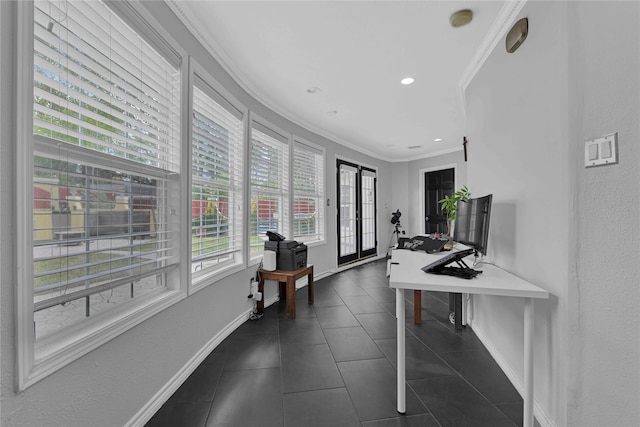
[
  {"left": 249, "top": 121, "right": 290, "bottom": 258},
  {"left": 20, "top": 0, "right": 181, "bottom": 387},
  {"left": 293, "top": 140, "right": 325, "bottom": 244},
  {"left": 191, "top": 77, "right": 244, "bottom": 281}
]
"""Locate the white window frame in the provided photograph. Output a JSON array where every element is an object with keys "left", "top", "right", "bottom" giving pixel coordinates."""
[
  {"left": 16, "top": 0, "right": 186, "bottom": 390},
  {"left": 292, "top": 137, "right": 326, "bottom": 246},
  {"left": 248, "top": 114, "right": 291, "bottom": 262},
  {"left": 189, "top": 60, "right": 247, "bottom": 291}
]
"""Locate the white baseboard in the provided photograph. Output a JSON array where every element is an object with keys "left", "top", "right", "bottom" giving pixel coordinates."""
[
  {"left": 262, "top": 293, "right": 280, "bottom": 308},
  {"left": 313, "top": 269, "right": 335, "bottom": 281},
  {"left": 469, "top": 319, "right": 556, "bottom": 427},
  {"left": 293, "top": 269, "right": 335, "bottom": 289},
  {"left": 125, "top": 309, "right": 251, "bottom": 427},
  {"left": 332, "top": 253, "right": 387, "bottom": 274}
]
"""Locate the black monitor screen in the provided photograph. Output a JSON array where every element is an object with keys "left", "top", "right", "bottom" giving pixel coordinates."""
[{"left": 453, "top": 194, "right": 492, "bottom": 256}]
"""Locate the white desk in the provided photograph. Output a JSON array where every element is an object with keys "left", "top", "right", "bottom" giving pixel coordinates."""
[{"left": 389, "top": 248, "right": 549, "bottom": 427}]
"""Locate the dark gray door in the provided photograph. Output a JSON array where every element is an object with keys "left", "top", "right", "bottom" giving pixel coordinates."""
[{"left": 424, "top": 168, "right": 454, "bottom": 234}]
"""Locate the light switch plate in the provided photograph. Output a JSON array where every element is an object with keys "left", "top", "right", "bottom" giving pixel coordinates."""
[{"left": 584, "top": 133, "right": 617, "bottom": 167}]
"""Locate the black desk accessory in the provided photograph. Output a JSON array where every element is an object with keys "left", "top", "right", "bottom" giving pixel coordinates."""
[
  {"left": 421, "top": 248, "right": 481, "bottom": 279},
  {"left": 401, "top": 235, "right": 448, "bottom": 254}
]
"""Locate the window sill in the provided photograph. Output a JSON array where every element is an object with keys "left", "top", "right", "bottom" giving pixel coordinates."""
[{"left": 22, "top": 287, "right": 185, "bottom": 390}]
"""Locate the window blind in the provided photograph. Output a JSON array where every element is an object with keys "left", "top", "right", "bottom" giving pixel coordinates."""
[
  {"left": 33, "top": 0, "right": 180, "bottom": 172},
  {"left": 250, "top": 125, "right": 290, "bottom": 256},
  {"left": 31, "top": 0, "right": 180, "bottom": 338},
  {"left": 191, "top": 83, "right": 244, "bottom": 277},
  {"left": 293, "top": 141, "right": 325, "bottom": 243}
]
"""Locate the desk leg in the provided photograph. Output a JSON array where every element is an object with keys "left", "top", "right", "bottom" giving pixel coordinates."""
[
  {"left": 413, "top": 290, "right": 421, "bottom": 324},
  {"left": 462, "top": 293, "right": 468, "bottom": 327},
  {"left": 307, "top": 270, "right": 314, "bottom": 306},
  {"left": 257, "top": 277, "right": 265, "bottom": 315},
  {"left": 396, "top": 288, "right": 406, "bottom": 414},
  {"left": 286, "top": 277, "right": 296, "bottom": 319},
  {"left": 454, "top": 293, "right": 462, "bottom": 330},
  {"left": 524, "top": 298, "right": 534, "bottom": 427}
]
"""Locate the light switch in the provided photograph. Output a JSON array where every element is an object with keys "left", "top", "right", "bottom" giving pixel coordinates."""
[
  {"left": 601, "top": 140, "right": 612, "bottom": 158},
  {"left": 585, "top": 133, "right": 618, "bottom": 168}
]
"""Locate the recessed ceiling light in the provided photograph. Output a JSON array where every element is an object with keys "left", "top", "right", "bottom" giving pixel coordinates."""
[
  {"left": 307, "top": 87, "right": 321, "bottom": 94},
  {"left": 434, "top": 138, "right": 443, "bottom": 142},
  {"left": 408, "top": 145, "right": 422, "bottom": 150},
  {"left": 326, "top": 110, "right": 338, "bottom": 115},
  {"left": 400, "top": 77, "right": 415, "bottom": 85}
]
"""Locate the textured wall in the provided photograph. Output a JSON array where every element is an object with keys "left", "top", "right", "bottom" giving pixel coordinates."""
[
  {"left": 567, "top": 2, "right": 640, "bottom": 426},
  {"left": 464, "top": 2, "right": 571, "bottom": 425},
  {"left": 465, "top": 1, "right": 640, "bottom": 426}
]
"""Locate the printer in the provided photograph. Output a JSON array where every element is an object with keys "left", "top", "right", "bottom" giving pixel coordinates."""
[{"left": 264, "top": 232, "right": 307, "bottom": 271}]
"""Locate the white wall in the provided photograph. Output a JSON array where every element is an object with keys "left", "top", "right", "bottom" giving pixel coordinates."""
[
  {"left": 0, "top": 1, "right": 12, "bottom": 422},
  {"left": 465, "top": 1, "right": 639, "bottom": 426},
  {"left": 567, "top": 2, "right": 640, "bottom": 426},
  {"left": 0, "top": 2, "right": 394, "bottom": 426},
  {"left": 389, "top": 162, "right": 410, "bottom": 245},
  {"left": 465, "top": 2, "right": 571, "bottom": 425}
]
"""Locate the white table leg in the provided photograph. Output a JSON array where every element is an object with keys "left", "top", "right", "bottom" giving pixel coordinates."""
[
  {"left": 396, "top": 288, "right": 406, "bottom": 414},
  {"left": 523, "top": 298, "right": 534, "bottom": 427}
]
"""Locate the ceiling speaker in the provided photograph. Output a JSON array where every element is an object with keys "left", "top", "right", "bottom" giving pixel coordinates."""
[
  {"left": 506, "top": 18, "right": 528, "bottom": 53},
  {"left": 450, "top": 9, "right": 473, "bottom": 28}
]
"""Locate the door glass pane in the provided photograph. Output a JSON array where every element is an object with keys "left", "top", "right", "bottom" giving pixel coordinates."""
[
  {"left": 361, "top": 172, "right": 376, "bottom": 251},
  {"left": 339, "top": 165, "right": 357, "bottom": 256}
]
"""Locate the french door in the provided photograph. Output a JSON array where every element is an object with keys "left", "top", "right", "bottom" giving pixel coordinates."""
[{"left": 337, "top": 160, "right": 377, "bottom": 265}]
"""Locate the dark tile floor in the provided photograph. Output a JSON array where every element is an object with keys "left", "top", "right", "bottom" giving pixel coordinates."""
[{"left": 146, "top": 259, "right": 527, "bottom": 427}]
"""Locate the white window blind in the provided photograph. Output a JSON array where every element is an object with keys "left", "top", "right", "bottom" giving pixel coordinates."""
[
  {"left": 34, "top": 0, "right": 180, "bottom": 171},
  {"left": 31, "top": 0, "right": 180, "bottom": 339},
  {"left": 250, "top": 123, "right": 290, "bottom": 257},
  {"left": 293, "top": 140, "right": 325, "bottom": 243},
  {"left": 191, "top": 82, "right": 244, "bottom": 278}
]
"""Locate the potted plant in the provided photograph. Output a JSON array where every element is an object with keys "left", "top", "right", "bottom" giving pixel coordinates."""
[{"left": 439, "top": 186, "right": 470, "bottom": 238}]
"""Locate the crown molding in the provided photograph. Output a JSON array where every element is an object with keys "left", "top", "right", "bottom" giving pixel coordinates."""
[
  {"left": 389, "top": 145, "right": 463, "bottom": 164},
  {"left": 166, "top": 0, "right": 394, "bottom": 162},
  {"left": 458, "top": 0, "right": 528, "bottom": 115},
  {"left": 166, "top": 0, "right": 249, "bottom": 91}
]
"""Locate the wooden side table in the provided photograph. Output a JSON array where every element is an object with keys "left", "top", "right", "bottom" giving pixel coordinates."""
[{"left": 257, "top": 264, "right": 314, "bottom": 319}]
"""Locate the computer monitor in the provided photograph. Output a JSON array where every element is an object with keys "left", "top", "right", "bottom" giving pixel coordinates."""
[{"left": 453, "top": 194, "right": 492, "bottom": 256}]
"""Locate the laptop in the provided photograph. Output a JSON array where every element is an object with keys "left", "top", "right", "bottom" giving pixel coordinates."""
[
  {"left": 397, "top": 237, "right": 410, "bottom": 249},
  {"left": 403, "top": 235, "right": 448, "bottom": 254}
]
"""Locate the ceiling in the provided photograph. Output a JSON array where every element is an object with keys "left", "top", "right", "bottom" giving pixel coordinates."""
[{"left": 171, "top": 1, "right": 511, "bottom": 162}]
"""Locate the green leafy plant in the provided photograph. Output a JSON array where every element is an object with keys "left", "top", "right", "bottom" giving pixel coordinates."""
[{"left": 439, "top": 186, "right": 470, "bottom": 222}]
